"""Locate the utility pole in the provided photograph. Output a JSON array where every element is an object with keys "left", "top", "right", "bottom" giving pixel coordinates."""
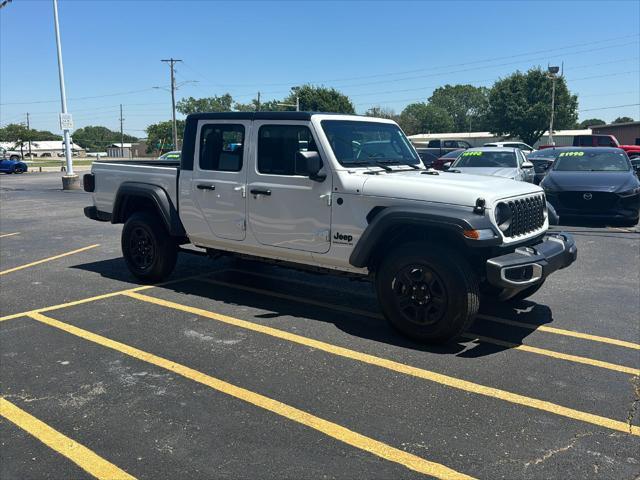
[
  {"left": 52, "top": 0, "right": 77, "bottom": 188},
  {"left": 161, "top": 58, "right": 182, "bottom": 150},
  {"left": 119, "top": 104, "right": 124, "bottom": 158},
  {"left": 256, "top": 91, "right": 261, "bottom": 112},
  {"left": 547, "top": 65, "right": 560, "bottom": 147},
  {"left": 26, "top": 112, "right": 32, "bottom": 158}
]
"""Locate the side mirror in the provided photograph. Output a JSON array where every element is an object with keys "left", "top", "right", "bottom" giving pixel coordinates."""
[
  {"left": 522, "top": 161, "right": 534, "bottom": 169},
  {"left": 442, "top": 162, "right": 452, "bottom": 171},
  {"left": 296, "top": 150, "right": 326, "bottom": 182}
]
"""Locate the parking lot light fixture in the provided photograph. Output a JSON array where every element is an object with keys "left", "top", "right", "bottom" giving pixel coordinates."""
[{"left": 52, "top": 0, "right": 77, "bottom": 189}]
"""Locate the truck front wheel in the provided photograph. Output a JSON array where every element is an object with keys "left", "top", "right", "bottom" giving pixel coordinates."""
[
  {"left": 122, "top": 212, "right": 177, "bottom": 283},
  {"left": 375, "top": 243, "right": 479, "bottom": 343}
]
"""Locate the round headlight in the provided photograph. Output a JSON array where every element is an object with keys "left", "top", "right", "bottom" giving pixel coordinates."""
[{"left": 495, "top": 203, "right": 512, "bottom": 232}]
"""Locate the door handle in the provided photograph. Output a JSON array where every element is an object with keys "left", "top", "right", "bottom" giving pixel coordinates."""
[
  {"left": 197, "top": 184, "right": 216, "bottom": 191},
  {"left": 250, "top": 189, "right": 271, "bottom": 196}
]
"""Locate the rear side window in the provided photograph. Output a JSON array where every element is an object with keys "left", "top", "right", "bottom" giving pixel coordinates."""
[
  {"left": 597, "top": 136, "right": 614, "bottom": 147},
  {"left": 257, "top": 125, "right": 316, "bottom": 175},
  {"left": 199, "top": 124, "right": 244, "bottom": 172}
]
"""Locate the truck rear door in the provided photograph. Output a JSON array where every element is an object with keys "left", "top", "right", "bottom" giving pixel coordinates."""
[
  {"left": 246, "top": 121, "right": 333, "bottom": 254},
  {"left": 182, "top": 119, "right": 250, "bottom": 242}
]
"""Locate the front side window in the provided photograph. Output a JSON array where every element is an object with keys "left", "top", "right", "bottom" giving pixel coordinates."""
[
  {"left": 257, "top": 125, "right": 316, "bottom": 175},
  {"left": 552, "top": 150, "right": 630, "bottom": 172},
  {"left": 199, "top": 124, "right": 244, "bottom": 172},
  {"left": 452, "top": 151, "right": 517, "bottom": 168},
  {"left": 321, "top": 120, "right": 420, "bottom": 167}
]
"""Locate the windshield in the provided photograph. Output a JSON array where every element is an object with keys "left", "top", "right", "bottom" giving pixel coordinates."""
[
  {"left": 452, "top": 150, "right": 517, "bottom": 168},
  {"left": 527, "top": 150, "right": 557, "bottom": 160},
  {"left": 552, "top": 150, "right": 630, "bottom": 172},
  {"left": 442, "top": 149, "right": 464, "bottom": 159},
  {"left": 160, "top": 151, "right": 181, "bottom": 160},
  {"left": 321, "top": 120, "right": 421, "bottom": 167}
]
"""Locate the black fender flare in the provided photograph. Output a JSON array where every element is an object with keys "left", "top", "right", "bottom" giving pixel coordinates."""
[
  {"left": 349, "top": 206, "right": 499, "bottom": 268},
  {"left": 112, "top": 182, "right": 185, "bottom": 236}
]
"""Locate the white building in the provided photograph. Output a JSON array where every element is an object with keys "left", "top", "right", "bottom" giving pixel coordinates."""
[
  {"left": 0, "top": 140, "right": 85, "bottom": 158},
  {"left": 408, "top": 129, "right": 592, "bottom": 148}
]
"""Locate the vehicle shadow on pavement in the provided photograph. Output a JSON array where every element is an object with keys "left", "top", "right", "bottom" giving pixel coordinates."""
[{"left": 73, "top": 257, "right": 555, "bottom": 359}]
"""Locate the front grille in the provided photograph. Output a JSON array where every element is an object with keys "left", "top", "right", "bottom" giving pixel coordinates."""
[
  {"left": 500, "top": 194, "right": 546, "bottom": 238},
  {"left": 559, "top": 191, "right": 618, "bottom": 211}
]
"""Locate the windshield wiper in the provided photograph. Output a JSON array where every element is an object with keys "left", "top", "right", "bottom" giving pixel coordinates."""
[{"left": 374, "top": 159, "right": 421, "bottom": 171}]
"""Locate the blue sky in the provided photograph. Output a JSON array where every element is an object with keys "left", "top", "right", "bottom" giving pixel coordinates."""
[{"left": 1, "top": 0, "right": 639, "bottom": 137}]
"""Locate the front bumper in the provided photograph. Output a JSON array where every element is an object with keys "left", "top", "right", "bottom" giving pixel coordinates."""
[{"left": 486, "top": 233, "right": 577, "bottom": 290}]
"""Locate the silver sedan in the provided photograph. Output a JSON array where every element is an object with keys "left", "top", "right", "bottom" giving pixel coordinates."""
[{"left": 447, "top": 147, "right": 535, "bottom": 183}]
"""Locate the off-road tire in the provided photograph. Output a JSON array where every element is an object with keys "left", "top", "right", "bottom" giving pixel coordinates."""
[
  {"left": 122, "top": 211, "right": 177, "bottom": 283},
  {"left": 376, "top": 243, "right": 479, "bottom": 343}
]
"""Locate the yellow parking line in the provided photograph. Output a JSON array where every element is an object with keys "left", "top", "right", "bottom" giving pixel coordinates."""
[
  {"left": 0, "top": 272, "right": 217, "bottom": 323},
  {"left": 0, "top": 397, "right": 136, "bottom": 480},
  {"left": 0, "top": 286, "right": 153, "bottom": 322},
  {"left": 478, "top": 315, "right": 640, "bottom": 351},
  {"left": 226, "top": 268, "right": 640, "bottom": 352},
  {"left": 124, "top": 291, "right": 639, "bottom": 436},
  {"left": 462, "top": 334, "right": 640, "bottom": 376},
  {"left": 198, "top": 277, "right": 638, "bottom": 376},
  {"left": 0, "top": 244, "right": 100, "bottom": 276},
  {"left": 27, "top": 312, "right": 474, "bottom": 480},
  {"left": 0, "top": 232, "right": 20, "bottom": 239}
]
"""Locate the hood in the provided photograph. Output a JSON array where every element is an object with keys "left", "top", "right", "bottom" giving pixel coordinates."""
[
  {"left": 544, "top": 171, "right": 637, "bottom": 192},
  {"left": 358, "top": 170, "right": 542, "bottom": 208},
  {"left": 451, "top": 167, "right": 518, "bottom": 179}
]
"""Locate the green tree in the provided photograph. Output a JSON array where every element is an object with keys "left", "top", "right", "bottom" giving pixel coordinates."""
[
  {"left": 365, "top": 106, "right": 399, "bottom": 121},
  {"left": 234, "top": 98, "right": 284, "bottom": 112},
  {"left": 578, "top": 118, "right": 606, "bottom": 128},
  {"left": 487, "top": 68, "right": 578, "bottom": 146},
  {"left": 72, "top": 125, "right": 137, "bottom": 151},
  {"left": 176, "top": 94, "right": 233, "bottom": 115},
  {"left": 428, "top": 84, "right": 490, "bottom": 132},
  {"left": 145, "top": 120, "right": 185, "bottom": 154},
  {"left": 282, "top": 85, "right": 355, "bottom": 113},
  {"left": 0, "top": 123, "right": 59, "bottom": 145},
  {"left": 398, "top": 103, "right": 454, "bottom": 136},
  {"left": 613, "top": 116, "right": 634, "bottom": 124}
]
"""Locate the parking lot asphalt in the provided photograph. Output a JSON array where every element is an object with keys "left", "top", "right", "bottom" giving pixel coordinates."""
[{"left": 1, "top": 172, "right": 639, "bottom": 480}]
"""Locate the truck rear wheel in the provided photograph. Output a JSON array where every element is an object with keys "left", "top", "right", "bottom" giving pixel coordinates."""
[
  {"left": 375, "top": 243, "right": 479, "bottom": 343},
  {"left": 122, "top": 212, "right": 177, "bottom": 283}
]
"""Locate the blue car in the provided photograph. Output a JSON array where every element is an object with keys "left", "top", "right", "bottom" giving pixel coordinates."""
[{"left": 0, "top": 158, "right": 28, "bottom": 174}]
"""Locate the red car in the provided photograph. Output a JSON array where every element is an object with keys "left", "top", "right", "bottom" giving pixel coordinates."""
[
  {"left": 431, "top": 149, "right": 464, "bottom": 170},
  {"left": 573, "top": 134, "right": 640, "bottom": 159}
]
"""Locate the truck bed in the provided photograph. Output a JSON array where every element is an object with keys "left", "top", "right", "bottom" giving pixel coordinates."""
[{"left": 91, "top": 160, "right": 179, "bottom": 215}]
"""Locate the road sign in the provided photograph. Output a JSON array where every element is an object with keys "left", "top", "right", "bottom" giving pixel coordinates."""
[{"left": 59, "top": 113, "right": 74, "bottom": 130}]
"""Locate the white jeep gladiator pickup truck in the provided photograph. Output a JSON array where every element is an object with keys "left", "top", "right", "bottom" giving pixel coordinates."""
[{"left": 84, "top": 112, "right": 577, "bottom": 343}]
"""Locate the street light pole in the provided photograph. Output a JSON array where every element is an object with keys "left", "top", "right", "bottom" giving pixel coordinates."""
[
  {"left": 52, "top": 0, "right": 77, "bottom": 188},
  {"left": 161, "top": 58, "right": 182, "bottom": 150},
  {"left": 547, "top": 65, "right": 560, "bottom": 147}
]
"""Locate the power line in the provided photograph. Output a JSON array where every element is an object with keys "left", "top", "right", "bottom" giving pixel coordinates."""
[
  {"left": 0, "top": 86, "right": 169, "bottom": 106},
  {"left": 186, "top": 33, "right": 640, "bottom": 88},
  {"left": 579, "top": 103, "right": 640, "bottom": 112}
]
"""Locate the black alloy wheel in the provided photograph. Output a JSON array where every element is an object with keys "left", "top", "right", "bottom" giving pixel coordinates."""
[
  {"left": 391, "top": 264, "right": 448, "bottom": 326},
  {"left": 129, "top": 225, "right": 156, "bottom": 271}
]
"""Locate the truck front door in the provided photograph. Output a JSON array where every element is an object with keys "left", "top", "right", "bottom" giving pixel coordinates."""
[
  {"left": 247, "top": 121, "right": 332, "bottom": 254},
  {"left": 190, "top": 120, "right": 249, "bottom": 241}
]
